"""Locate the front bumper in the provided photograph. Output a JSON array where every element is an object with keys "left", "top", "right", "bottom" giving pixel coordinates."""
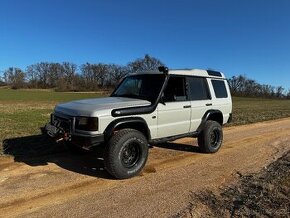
[
  {"left": 71, "top": 134, "right": 105, "bottom": 148},
  {"left": 42, "top": 123, "right": 105, "bottom": 148}
]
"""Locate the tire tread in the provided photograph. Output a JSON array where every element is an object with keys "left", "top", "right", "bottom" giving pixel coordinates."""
[{"left": 104, "top": 128, "right": 148, "bottom": 179}]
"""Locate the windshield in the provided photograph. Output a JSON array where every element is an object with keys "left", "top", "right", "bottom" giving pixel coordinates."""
[{"left": 111, "top": 74, "right": 165, "bottom": 102}]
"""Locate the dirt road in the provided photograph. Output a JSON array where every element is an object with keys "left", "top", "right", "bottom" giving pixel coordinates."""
[{"left": 1, "top": 118, "right": 290, "bottom": 218}]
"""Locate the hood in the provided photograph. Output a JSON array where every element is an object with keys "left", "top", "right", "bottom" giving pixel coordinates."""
[{"left": 54, "top": 97, "right": 151, "bottom": 117}]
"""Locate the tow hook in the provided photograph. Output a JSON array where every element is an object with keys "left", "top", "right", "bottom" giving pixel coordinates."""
[{"left": 56, "top": 133, "right": 70, "bottom": 143}]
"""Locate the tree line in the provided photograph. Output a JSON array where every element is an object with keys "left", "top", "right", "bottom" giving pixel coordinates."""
[
  {"left": 0, "top": 54, "right": 289, "bottom": 98},
  {"left": 228, "top": 75, "right": 290, "bottom": 99},
  {"left": 0, "top": 54, "right": 163, "bottom": 91}
]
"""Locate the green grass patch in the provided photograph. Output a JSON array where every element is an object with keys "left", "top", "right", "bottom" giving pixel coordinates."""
[
  {"left": 0, "top": 89, "right": 290, "bottom": 155},
  {"left": 0, "top": 88, "right": 103, "bottom": 102}
]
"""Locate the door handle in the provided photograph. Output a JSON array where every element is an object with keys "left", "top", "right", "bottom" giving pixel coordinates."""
[
  {"left": 206, "top": 103, "right": 212, "bottom": 106},
  {"left": 183, "top": 105, "right": 191, "bottom": 108}
]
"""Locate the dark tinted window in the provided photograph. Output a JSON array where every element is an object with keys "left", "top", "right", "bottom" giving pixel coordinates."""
[
  {"left": 207, "top": 70, "right": 222, "bottom": 77},
  {"left": 188, "top": 77, "right": 211, "bottom": 100},
  {"left": 112, "top": 74, "right": 165, "bottom": 102},
  {"left": 164, "top": 76, "right": 187, "bottom": 102},
  {"left": 211, "top": 80, "right": 228, "bottom": 98}
]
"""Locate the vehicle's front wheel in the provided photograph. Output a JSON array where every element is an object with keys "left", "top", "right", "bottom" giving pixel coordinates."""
[
  {"left": 198, "top": 120, "right": 223, "bottom": 153},
  {"left": 104, "top": 129, "right": 149, "bottom": 179}
]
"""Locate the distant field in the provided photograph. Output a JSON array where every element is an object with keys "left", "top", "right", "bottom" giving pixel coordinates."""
[
  {"left": 232, "top": 96, "right": 290, "bottom": 125},
  {"left": 0, "top": 89, "right": 290, "bottom": 153},
  {"left": 0, "top": 88, "right": 103, "bottom": 102}
]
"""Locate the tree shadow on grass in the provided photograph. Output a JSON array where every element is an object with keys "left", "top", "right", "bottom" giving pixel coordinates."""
[{"left": 2, "top": 134, "right": 113, "bottom": 179}]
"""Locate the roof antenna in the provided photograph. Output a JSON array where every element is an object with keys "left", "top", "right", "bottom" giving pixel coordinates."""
[{"left": 158, "top": 66, "right": 169, "bottom": 74}]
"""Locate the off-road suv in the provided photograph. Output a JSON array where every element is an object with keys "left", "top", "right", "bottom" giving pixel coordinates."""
[{"left": 43, "top": 67, "right": 232, "bottom": 179}]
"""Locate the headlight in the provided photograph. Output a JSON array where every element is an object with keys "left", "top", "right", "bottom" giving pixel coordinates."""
[{"left": 75, "top": 117, "right": 98, "bottom": 131}]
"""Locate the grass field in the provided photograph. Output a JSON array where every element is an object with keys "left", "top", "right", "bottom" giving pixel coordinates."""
[
  {"left": 1, "top": 88, "right": 290, "bottom": 153},
  {"left": 232, "top": 96, "right": 290, "bottom": 125}
]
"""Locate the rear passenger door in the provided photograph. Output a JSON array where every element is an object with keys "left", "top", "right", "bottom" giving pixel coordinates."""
[
  {"left": 157, "top": 76, "right": 191, "bottom": 138},
  {"left": 187, "top": 76, "right": 212, "bottom": 131}
]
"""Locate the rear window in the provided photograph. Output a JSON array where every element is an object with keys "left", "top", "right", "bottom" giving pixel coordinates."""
[{"left": 211, "top": 80, "right": 228, "bottom": 98}]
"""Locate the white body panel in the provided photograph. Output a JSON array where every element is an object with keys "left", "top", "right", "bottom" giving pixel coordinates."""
[
  {"left": 189, "top": 98, "right": 213, "bottom": 132},
  {"left": 207, "top": 78, "right": 232, "bottom": 125},
  {"left": 55, "top": 97, "right": 150, "bottom": 117},
  {"left": 157, "top": 102, "right": 191, "bottom": 138}
]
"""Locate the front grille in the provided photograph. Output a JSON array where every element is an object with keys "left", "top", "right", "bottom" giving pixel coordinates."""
[{"left": 52, "top": 114, "right": 72, "bottom": 133}]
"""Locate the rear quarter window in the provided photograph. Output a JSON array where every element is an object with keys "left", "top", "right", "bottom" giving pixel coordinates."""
[{"left": 211, "top": 80, "right": 228, "bottom": 98}]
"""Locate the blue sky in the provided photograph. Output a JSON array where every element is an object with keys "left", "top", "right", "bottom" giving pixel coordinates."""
[{"left": 0, "top": 0, "right": 290, "bottom": 89}]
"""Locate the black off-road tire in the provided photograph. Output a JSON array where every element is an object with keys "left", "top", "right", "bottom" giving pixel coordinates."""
[
  {"left": 198, "top": 120, "right": 223, "bottom": 153},
  {"left": 104, "top": 128, "right": 149, "bottom": 179}
]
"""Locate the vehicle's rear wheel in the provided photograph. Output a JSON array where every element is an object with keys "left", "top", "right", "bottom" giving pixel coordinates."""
[
  {"left": 198, "top": 120, "right": 223, "bottom": 153},
  {"left": 104, "top": 129, "right": 148, "bottom": 179}
]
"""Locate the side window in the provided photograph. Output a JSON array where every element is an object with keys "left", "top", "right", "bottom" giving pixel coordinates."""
[
  {"left": 163, "top": 76, "right": 187, "bottom": 102},
  {"left": 211, "top": 80, "right": 228, "bottom": 98},
  {"left": 188, "top": 77, "right": 211, "bottom": 100}
]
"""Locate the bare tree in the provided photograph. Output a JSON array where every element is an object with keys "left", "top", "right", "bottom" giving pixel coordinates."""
[
  {"left": 228, "top": 74, "right": 281, "bottom": 98},
  {"left": 128, "top": 54, "right": 164, "bottom": 72},
  {"left": 92, "top": 64, "right": 108, "bottom": 87},
  {"left": 275, "top": 86, "right": 284, "bottom": 98},
  {"left": 107, "top": 64, "right": 128, "bottom": 86},
  {"left": 80, "top": 63, "right": 110, "bottom": 89},
  {"left": 0, "top": 73, "right": 5, "bottom": 86},
  {"left": 62, "top": 62, "right": 77, "bottom": 89},
  {"left": 287, "top": 89, "right": 290, "bottom": 99},
  {"left": 80, "top": 63, "right": 98, "bottom": 90},
  {"left": 26, "top": 64, "right": 40, "bottom": 88},
  {"left": 3, "top": 67, "right": 26, "bottom": 89},
  {"left": 35, "top": 62, "right": 51, "bottom": 88}
]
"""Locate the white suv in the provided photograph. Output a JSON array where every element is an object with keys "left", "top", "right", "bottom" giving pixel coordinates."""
[{"left": 44, "top": 67, "right": 232, "bottom": 179}]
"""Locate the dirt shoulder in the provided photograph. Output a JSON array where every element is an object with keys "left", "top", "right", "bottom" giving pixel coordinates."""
[
  {"left": 0, "top": 118, "right": 290, "bottom": 217},
  {"left": 175, "top": 150, "right": 290, "bottom": 217}
]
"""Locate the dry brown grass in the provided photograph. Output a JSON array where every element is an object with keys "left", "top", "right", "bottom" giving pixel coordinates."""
[{"left": 175, "top": 151, "right": 290, "bottom": 217}]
